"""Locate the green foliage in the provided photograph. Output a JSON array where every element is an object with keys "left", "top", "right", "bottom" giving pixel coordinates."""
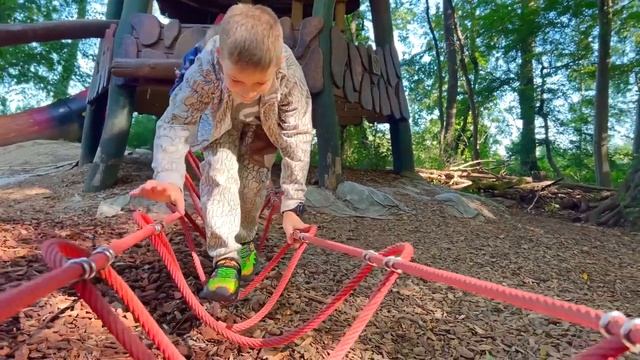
[
  {"left": 3, "top": 0, "right": 639, "bottom": 191},
  {"left": 0, "top": 0, "right": 101, "bottom": 115},
  {"left": 341, "top": 122, "right": 393, "bottom": 170},
  {"left": 127, "top": 114, "right": 156, "bottom": 150}
]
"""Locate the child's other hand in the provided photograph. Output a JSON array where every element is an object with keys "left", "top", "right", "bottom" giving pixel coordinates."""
[
  {"left": 130, "top": 180, "right": 185, "bottom": 215},
  {"left": 282, "top": 211, "right": 309, "bottom": 247}
]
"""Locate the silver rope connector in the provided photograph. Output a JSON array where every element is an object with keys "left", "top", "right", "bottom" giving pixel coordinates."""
[
  {"left": 382, "top": 256, "right": 403, "bottom": 274},
  {"left": 362, "top": 250, "right": 378, "bottom": 266},
  {"left": 599, "top": 311, "right": 626, "bottom": 337},
  {"left": 92, "top": 245, "right": 116, "bottom": 267},
  {"left": 66, "top": 257, "right": 97, "bottom": 280},
  {"left": 621, "top": 318, "right": 640, "bottom": 353}
]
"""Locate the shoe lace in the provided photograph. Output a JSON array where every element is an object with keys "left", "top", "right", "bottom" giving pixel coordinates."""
[
  {"left": 239, "top": 244, "right": 254, "bottom": 260},
  {"left": 216, "top": 267, "right": 238, "bottom": 279}
]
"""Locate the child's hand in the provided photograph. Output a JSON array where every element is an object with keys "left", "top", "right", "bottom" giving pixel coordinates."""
[
  {"left": 282, "top": 211, "right": 309, "bottom": 246},
  {"left": 130, "top": 180, "right": 185, "bottom": 215}
]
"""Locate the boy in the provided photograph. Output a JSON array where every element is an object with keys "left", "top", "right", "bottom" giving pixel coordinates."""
[{"left": 130, "top": 4, "right": 312, "bottom": 304}]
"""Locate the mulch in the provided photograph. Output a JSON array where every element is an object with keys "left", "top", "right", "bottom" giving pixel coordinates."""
[{"left": 1, "top": 156, "right": 639, "bottom": 359}]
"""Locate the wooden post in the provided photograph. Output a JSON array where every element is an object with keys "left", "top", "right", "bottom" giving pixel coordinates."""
[
  {"left": 335, "top": 0, "right": 347, "bottom": 32},
  {"left": 84, "top": 0, "right": 150, "bottom": 192},
  {"left": 80, "top": 0, "right": 123, "bottom": 165},
  {"left": 312, "top": 0, "right": 342, "bottom": 190},
  {"left": 370, "top": 0, "right": 415, "bottom": 174},
  {"left": 292, "top": 0, "right": 304, "bottom": 28}
]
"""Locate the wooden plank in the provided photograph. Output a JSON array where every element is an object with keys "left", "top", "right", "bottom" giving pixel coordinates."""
[
  {"left": 294, "top": 17, "right": 323, "bottom": 59},
  {"left": 99, "top": 25, "right": 116, "bottom": 97},
  {"left": 388, "top": 84, "right": 401, "bottom": 119},
  {"left": 89, "top": 24, "right": 116, "bottom": 102},
  {"left": 140, "top": 48, "right": 167, "bottom": 59},
  {"left": 301, "top": 46, "right": 323, "bottom": 94},
  {"left": 0, "top": 19, "right": 117, "bottom": 47},
  {"left": 390, "top": 44, "right": 401, "bottom": 77},
  {"left": 396, "top": 81, "right": 410, "bottom": 120},
  {"left": 163, "top": 19, "right": 181, "bottom": 48},
  {"left": 122, "top": 34, "right": 138, "bottom": 58},
  {"left": 340, "top": 116, "right": 364, "bottom": 126},
  {"left": 357, "top": 45, "right": 369, "bottom": 71},
  {"left": 379, "top": 79, "right": 391, "bottom": 115},
  {"left": 372, "top": 77, "right": 380, "bottom": 113},
  {"left": 131, "top": 13, "right": 161, "bottom": 46},
  {"left": 280, "top": 17, "right": 296, "bottom": 49},
  {"left": 331, "top": 27, "right": 347, "bottom": 89},
  {"left": 111, "top": 58, "right": 181, "bottom": 80},
  {"left": 359, "top": 72, "right": 373, "bottom": 111},
  {"left": 369, "top": 45, "right": 380, "bottom": 75},
  {"left": 348, "top": 42, "right": 363, "bottom": 92},
  {"left": 343, "top": 66, "right": 357, "bottom": 103},
  {"left": 174, "top": 27, "right": 206, "bottom": 58},
  {"left": 375, "top": 47, "right": 387, "bottom": 84},
  {"left": 384, "top": 45, "right": 398, "bottom": 86}
]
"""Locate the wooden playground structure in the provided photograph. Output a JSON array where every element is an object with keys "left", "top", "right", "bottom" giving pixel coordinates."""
[{"left": 0, "top": 0, "right": 415, "bottom": 192}]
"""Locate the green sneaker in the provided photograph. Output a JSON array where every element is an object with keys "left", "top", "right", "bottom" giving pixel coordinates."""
[
  {"left": 238, "top": 242, "right": 257, "bottom": 282},
  {"left": 199, "top": 258, "right": 240, "bottom": 303}
]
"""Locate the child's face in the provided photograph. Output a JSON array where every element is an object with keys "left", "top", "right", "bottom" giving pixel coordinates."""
[{"left": 219, "top": 54, "right": 277, "bottom": 104}]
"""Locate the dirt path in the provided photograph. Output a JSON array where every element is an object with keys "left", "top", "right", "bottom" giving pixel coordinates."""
[{"left": 1, "top": 155, "right": 639, "bottom": 360}]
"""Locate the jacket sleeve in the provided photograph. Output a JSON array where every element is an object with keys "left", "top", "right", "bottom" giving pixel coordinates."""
[
  {"left": 151, "top": 42, "right": 221, "bottom": 190},
  {"left": 277, "top": 56, "right": 314, "bottom": 213}
]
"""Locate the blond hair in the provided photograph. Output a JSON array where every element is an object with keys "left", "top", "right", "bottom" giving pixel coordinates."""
[{"left": 216, "top": 4, "right": 283, "bottom": 71}]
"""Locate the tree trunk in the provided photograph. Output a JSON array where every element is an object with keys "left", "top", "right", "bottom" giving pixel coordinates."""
[
  {"left": 454, "top": 104, "right": 470, "bottom": 157},
  {"left": 588, "top": 157, "right": 640, "bottom": 230},
  {"left": 633, "top": 73, "right": 640, "bottom": 156},
  {"left": 442, "top": 0, "right": 458, "bottom": 160},
  {"left": 425, "top": 0, "right": 444, "bottom": 139},
  {"left": 594, "top": 0, "right": 613, "bottom": 187},
  {"left": 517, "top": 0, "right": 539, "bottom": 174},
  {"left": 537, "top": 64, "right": 562, "bottom": 178},
  {"left": 451, "top": 3, "right": 479, "bottom": 161},
  {"left": 469, "top": 10, "right": 480, "bottom": 161},
  {"left": 53, "top": 0, "right": 88, "bottom": 100}
]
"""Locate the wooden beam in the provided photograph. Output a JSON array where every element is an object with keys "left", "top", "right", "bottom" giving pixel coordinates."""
[
  {"left": 0, "top": 20, "right": 118, "bottom": 47},
  {"left": 84, "top": 0, "right": 152, "bottom": 192},
  {"left": 111, "top": 58, "right": 180, "bottom": 80},
  {"left": 312, "top": 0, "right": 342, "bottom": 190},
  {"left": 335, "top": 0, "right": 347, "bottom": 32},
  {"left": 292, "top": 0, "right": 304, "bottom": 28}
]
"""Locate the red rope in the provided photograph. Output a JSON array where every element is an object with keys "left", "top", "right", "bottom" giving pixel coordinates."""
[
  {"left": 575, "top": 337, "right": 631, "bottom": 360},
  {"left": 258, "top": 195, "right": 280, "bottom": 253},
  {"left": 0, "top": 179, "right": 637, "bottom": 359},
  {"left": 298, "top": 232, "right": 604, "bottom": 332},
  {"left": 41, "top": 240, "right": 158, "bottom": 360}
]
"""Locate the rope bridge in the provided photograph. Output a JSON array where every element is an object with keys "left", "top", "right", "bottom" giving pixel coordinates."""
[{"left": 0, "top": 151, "right": 638, "bottom": 359}]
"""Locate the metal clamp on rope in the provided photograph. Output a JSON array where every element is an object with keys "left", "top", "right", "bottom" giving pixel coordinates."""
[
  {"left": 362, "top": 250, "right": 378, "bottom": 267},
  {"left": 621, "top": 318, "right": 640, "bottom": 353},
  {"left": 599, "top": 311, "right": 626, "bottom": 337},
  {"left": 382, "top": 256, "right": 403, "bottom": 274},
  {"left": 92, "top": 245, "right": 116, "bottom": 267},
  {"left": 154, "top": 222, "right": 164, "bottom": 234},
  {"left": 292, "top": 230, "right": 308, "bottom": 243},
  {"left": 66, "top": 257, "right": 97, "bottom": 280}
]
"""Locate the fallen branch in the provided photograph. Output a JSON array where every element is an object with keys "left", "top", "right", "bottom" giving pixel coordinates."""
[{"left": 526, "top": 178, "right": 564, "bottom": 212}]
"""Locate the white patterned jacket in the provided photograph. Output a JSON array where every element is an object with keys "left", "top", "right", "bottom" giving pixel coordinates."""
[{"left": 151, "top": 35, "right": 313, "bottom": 213}]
